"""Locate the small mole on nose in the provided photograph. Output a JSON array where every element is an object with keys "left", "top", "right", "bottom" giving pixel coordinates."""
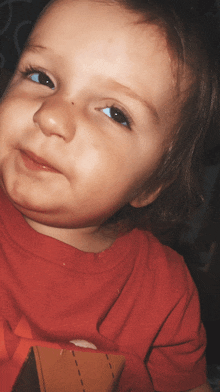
[{"left": 71, "top": 102, "right": 74, "bottom": 105}]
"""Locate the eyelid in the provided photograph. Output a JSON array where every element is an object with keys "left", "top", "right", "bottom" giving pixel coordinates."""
[
  {"left": 105, "top": 106, "right": 131, "bottom": 128},
  {"left": 97, "top": 101, "right": 134, "bottom": 129},
  {"left": 19, "top": 63, "right": 56, "bottom": 89}
]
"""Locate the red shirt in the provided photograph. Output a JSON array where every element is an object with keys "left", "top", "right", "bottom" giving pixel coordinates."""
[{"left": 0, "top": 189, "right": 206, "bottom": 391}]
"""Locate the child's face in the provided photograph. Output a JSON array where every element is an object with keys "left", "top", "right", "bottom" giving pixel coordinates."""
[{"left": 0, "top": 0, "right": 178, "bottom": 230}]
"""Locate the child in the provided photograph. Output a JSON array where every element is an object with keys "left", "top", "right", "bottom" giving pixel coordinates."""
[{"left": 0, "top": 0, "right": 218, "bottom": 390}]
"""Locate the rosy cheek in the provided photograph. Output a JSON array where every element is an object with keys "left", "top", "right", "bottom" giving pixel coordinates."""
[{"left": 76, "top": 148, "right": 103, "bottom": 179}]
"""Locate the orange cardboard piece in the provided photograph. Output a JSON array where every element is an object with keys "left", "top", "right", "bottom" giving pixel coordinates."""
[{"left": 13, "top": 346, "right": 125, "bottom": 392}]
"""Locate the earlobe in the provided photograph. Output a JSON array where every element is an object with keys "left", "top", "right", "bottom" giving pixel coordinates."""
[{"left": 129, "top": 186, "right": 162, "bottom": 208}]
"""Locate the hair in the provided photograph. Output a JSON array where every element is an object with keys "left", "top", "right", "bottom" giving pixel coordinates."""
[
  {"left": 96, "top": 0, "right": 220, "bottom": 244},
  {"left": 41, "top": 0, "right": 220, "bottom": 244}
]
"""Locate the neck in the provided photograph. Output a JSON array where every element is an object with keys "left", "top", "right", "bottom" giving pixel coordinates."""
[{"left": 24, "top": 217, "right": 117, "bottom": 253}]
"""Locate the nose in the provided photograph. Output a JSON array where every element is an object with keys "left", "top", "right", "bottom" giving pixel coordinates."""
[{"left": 33, "top": 95, "right": 75, "bottom": 142}]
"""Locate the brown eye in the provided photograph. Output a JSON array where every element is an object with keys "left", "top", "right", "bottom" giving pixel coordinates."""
[
  {"left": 102, "top": 106, "right": 131, "bottom": 128},
  {"left": 29, "top": 71, "right": 55, "bottom": 89}
]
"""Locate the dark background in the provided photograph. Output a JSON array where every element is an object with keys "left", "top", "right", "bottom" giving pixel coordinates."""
[
  {"left": 1, "top": 0, "right": 220, "bottom": 388},
  {"left": 0, "top": 0, "right": 49, "bottom": 70},
  {"left": 0, "top": 0, "right": 219, "bottom": 71}
]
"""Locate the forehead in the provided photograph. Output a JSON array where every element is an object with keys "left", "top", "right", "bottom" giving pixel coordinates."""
[
  {"left": 25, "top": 0, "right": 178, "bottom": 127},
  {"left": 31, "top": 0, "right": 168, "bottom": 55}
]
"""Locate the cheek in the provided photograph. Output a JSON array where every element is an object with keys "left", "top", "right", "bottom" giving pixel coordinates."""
[
  {"left": 70, "top": 143, "right": 146, "bottom": 205},
  {"left": 0, "top": 96, "right": 34, "bottom": 145},
  {"left": 74, "top": 148, "right": 102, "bottom": 180},
  {"left": 0, "top": 85, "right": 36, "bottom": 123},
  {"left": 66, "top": 141, "right": 134, "bottom": 206},
  {"left": 0, "top": 97, "right": 18, "bottom": 131},
  {"left": 0, "top": 100, "right": 16, "bottom": 154}
]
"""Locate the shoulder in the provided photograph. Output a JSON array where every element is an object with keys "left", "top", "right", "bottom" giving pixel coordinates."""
[
  {"left": 128, "top": 229, "right": 198, "bottom": 309},
  {"left": 127, "top": 231, "right": 207, "bottom": 392},
  {"left": 132, "top": 229, "right": 191, "bottom": 284}
]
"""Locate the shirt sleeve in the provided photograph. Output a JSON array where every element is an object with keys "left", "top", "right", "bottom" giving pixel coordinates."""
[{"left": 146, "top": 259, "right": 207, "bottom": 392}]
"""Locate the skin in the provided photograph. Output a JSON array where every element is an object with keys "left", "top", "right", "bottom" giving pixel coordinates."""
[
  {"left": 155, "top": 383, "right": 213, "bottom": 392},
  {"left": 0, "top": 0, "right": 179, "bottom": 251},
  {"left": 186, "top": 383, "right": 213, "bottom": 392}
]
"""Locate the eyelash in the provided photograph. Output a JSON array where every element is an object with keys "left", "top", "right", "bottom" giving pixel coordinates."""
[
  {"left": 20, "top": 65, "right": 132, "bottom": 128},
  {"left": 101, "top": 106, "right": 132, "bottom": 129},
  {"left": 20, "top": 65, "right": 55, "bottom": 89}
]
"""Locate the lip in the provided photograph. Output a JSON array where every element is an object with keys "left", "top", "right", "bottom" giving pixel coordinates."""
[{"left": 20, "top": 150, "right": 60, "bottom": 173}]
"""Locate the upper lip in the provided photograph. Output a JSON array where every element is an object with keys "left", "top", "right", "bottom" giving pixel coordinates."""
[{"left": 21, "top": 149, "right": 60, "bottom": 172}]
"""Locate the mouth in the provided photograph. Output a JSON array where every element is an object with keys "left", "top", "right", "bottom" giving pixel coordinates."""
[{"left": 20, "top": 150, "right": 60, "bottom": 173}]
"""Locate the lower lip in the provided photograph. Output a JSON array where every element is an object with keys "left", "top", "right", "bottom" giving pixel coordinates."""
[{"left": 20, "top": 151, "right": 58, "bottom": 172}]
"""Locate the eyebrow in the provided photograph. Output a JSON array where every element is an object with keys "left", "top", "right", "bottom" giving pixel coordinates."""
[
  {"left": 111, "top": 80, "right": 160, "bottom": 124},
  {"left": 23, "top": 43, "right": 49, "bottom": 54},
  {"left": 22, "top": 43, "right": 160, "bottom": 123}
]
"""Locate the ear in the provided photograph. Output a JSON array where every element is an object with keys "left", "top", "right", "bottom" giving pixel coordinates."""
[{"left": 129, "top": 186, "right": 162, "bottom": 208}]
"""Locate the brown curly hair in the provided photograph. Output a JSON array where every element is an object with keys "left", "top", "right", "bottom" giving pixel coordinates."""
[
  {"left": 97, "top": 0, "right": 220, "bottom": 243},
  {"left": 39, "top": 0, "right": 219, "bottom": 243}
]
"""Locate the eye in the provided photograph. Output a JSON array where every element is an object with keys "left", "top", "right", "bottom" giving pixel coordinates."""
[
  {"left": 21, "top": 66, "right": 55, "bottom": 90},
  {"left": 102, "top": 106, "right": 131, "bottom": 128},
  {"left": 29, "top": 71, "right": 55, "bottom": 89}
]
